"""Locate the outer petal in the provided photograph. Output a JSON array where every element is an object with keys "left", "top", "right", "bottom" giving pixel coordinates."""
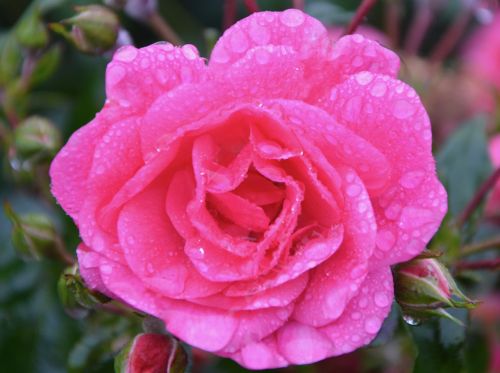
[
  {"left": 49, "top": 106, "right": 121, "bottom": 220},
  {"left": 320, "top": 267, "right": 394, "bottom": 355},
  {"left": 231, "top": 335, "right": 288, "bottom": 370},
  {"left": 106, "top": 43, "right": 207, "bottom": 112},
  {"left": 209, "top": 9, "right": 329, "bottom": 70},
  {"left": 322, "top": 73, "right": 447, "bottom": 265}
]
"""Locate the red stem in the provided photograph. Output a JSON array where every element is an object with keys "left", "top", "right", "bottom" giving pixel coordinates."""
[
  {"left": 430, "top": 2, "right": 473, "bottom": 63},
  {"left": 458, "top": 167, "right": 500, "bottom": 227},
  {"left": 243, "top": 0, "right": 259, "bottom": 13},
  {"left": 456, "top": 258, "right": 500, "bottom": 271},
  {"left": 292, "top": 0, "right": 305, "bottom": 10},
  {"left": 344, "top": 0, "right": 378, "bottom": 35},
  {"left": 385, "top": 0, "right": 401, "bottom": 48},
  {"left": 404, "top": 0, "right": 433, "bottom": 54},
  {"left": 223, "top": 0, "right": 237, "bottom": 30}
]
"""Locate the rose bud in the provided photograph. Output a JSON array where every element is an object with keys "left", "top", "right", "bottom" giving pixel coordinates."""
[
  {"left": 4, "top": 203, "right": 58, "bottom": 261},
  {"left": 51, "top": 5, "right": 119, "bottom": 55},
  {"left": 114, "top": 333, "right": 188, "bottom": 373},
  {"left": 395, "top": 258, "right": 475, "bottom": 323},
  {"left": 58, "top": 264, "right": 110, "bottom": 318},
  {"left": 13, "top": 116, "right": 61, "bottom": 161}
]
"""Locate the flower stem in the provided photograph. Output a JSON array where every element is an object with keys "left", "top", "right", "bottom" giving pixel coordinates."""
[
  {"left": 344, "top": 0, "right": 378, "bottom": 35},
  {"left": 460, "top": 236, "right": 500, "bottom": 257},
  {"left": 292, "top": 0, "right": 305, "bottom": 10},
  {"left": 243, "top": 0, "right": 259, "bottom": 13},
  {"left": 404, "top": 0, "right": 433, "bottom": 55},
  {"left": 457, "top": 167, "right": 500, "bottom": 228},
  {"left": 148, "top": 12, "right": 182, "bottom": 45},
  {"left": 456, "top": 258, "right": 500, "bottom": 271},
  {"left": 223, "top": 0, "right": 237, "bottom": 30},
  {"left": 384, "top": 0, "right": 401, "bottom": 48},
  {"left": 430, "top": 1, "right": 473, "bottom": 63}
]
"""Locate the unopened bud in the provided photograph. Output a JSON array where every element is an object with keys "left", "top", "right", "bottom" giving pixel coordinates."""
[
  {"left": 114, "top": 333, "right": 188, "bottom": 373},
  {"left": 58, "top": 264, "right": 110, "bottom": 318},
  {"left": 51, "top": 5, "right": 119, "bottom": 55},
  {"left": 4, "top": 204, "right": 58, "bottom": 260},
  {"left": 395, "top": 258, "right": 475, "bottom": 324},
  {"left": 13, "top": 116, "right": 61, "bottom": 161}
]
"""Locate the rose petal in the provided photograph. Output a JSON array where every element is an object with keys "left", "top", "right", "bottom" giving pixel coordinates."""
[
  {"left": 231, "top": 335, "right": 288, "bottom": 370},
  {"left": 118, "top": 179, "right": 226, "bottom": 298},
  {"left": 293, "top": 169, "right": 376, "bottom": 327},
  {"left": 106, "top": 43, "right": 207, "bottom": 111},
  {"left": 210, "top": 10, "right": 329, "bottom": 70},
  {"left": 276, "top": 321, "right": 333, "bottom": 365},
  {"left": 320, "top": 267, "right": 394, "bottom": 355},
  {"left": 323, "top": 73, "right": 447, "bottom": 265}
]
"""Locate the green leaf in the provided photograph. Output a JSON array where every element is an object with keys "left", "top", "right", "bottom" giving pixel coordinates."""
[
  {"left": 0, "top": 34, "right": 23, "bottom": 86},
  {"left": 14, "top": 5, "right": 48, "bottom": 48},
  {"left": 436, "top": 117, "right": 492, "bottom": 217},
  {"left": 30, "top": 45, "right": 62, "bottom": 87}
]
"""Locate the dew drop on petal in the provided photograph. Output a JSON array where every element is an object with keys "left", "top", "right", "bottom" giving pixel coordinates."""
[
  {"left": 393, "top": 99, "right": 416, "bottom": 119},
  {"left": 364, "top": 316, "right": 381, "bottom": 334},
  {"left": 355, "top": 71, "right": 373, "bottom": 85},
  {"left": 100, "top": 264, "right": 113, "bottom": 274},
  {"left": 114, "top": 46, "right": 138, "bottom": 62},
  {"left": 399, "top": 171, "right": 425, "bottom": 189},
  {"left": 370, "top": 82, "right": 387, "bottom": 97},
  {"left": 280, "top": 8, "right": 305, "bottom": 27},
  {"left": 374, "top": 291, "right": 390, "bottom": 307}
]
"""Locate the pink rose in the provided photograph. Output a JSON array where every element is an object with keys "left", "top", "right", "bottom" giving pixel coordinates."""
[
  {"left": 486, "top": 135, "right": 500, "bottom": 218},
  {"left": 50, "top": 10, "right": 446, "bottom": 369}
]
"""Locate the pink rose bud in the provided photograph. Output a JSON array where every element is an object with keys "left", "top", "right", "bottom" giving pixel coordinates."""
[
  {"left": 395, "top": 258, "right": 475, "bottom": 323},
  {"left": 114, "top": 333, "right": 188, "bottom": 373},
  {"left": 51, "top": 5, "right": 119, "bottom": 55}
]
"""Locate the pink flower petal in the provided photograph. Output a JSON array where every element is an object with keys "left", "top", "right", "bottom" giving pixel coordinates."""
[
  {"left": 276, "top": 321, "right": 333, "bottom": 365},
  {"left": 118, "top": 179, "right": 227, "bottom": 298},
  {"left": 106, "top": 44, "right": 207, "bottom": 111},
  {"left": 293, "top": 169, "right": 376, "bottom": 327},
  {"left": 231, "top": 335, "right": 288, "bottom": 369},
  {"left": 210, "top": 10, "right": 329, "bottom": 70},
  {"left": 322, "top": 73, "right": 447, "bottom": 265},
  {"left": 320, "top": 267, "right": 394, "bottom": 355}
]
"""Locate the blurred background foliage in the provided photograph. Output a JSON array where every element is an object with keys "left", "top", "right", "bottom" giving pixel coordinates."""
[{"left": 0, "top": 0, "right": 499, "bottom": 372}]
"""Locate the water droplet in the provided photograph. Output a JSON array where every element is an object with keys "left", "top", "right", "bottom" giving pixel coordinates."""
[
  {"left": 280, "top": 9, "right": 305, "bottom": 27},
  {"left": 229, "top": 30, "right": 249, "bottom": 53},
  {"left": 140, "top": 58, "right": 150, "bottom": 69},
  {"left": 255, "top": 48, "right": 270, "bottom": 65},
  {"left": 355, "top": 71, "right": 373, "bottom": 85},
  {"left": 212, "top": 46, "right": 230, "bottom": 63},
  {"left": 403, "top": 314, "right": 421, "bottom": 326},
  {"left": 370, "top": 82, "right": 387, "bottom": 97},
  {"left": 114, "top": 46, "right": 138, "bottom": 62},
  {"left": 182, "top": 44, "right": 198, "bottom": 60},
  {"left": 364, "top": 316, "right": 381, "bottom": 334},
  {"left": 376, "top": 229, "right": 396, "bottom": 252},
  {"left": 346, "top": 184, "right": 361, "bottom": 197},
  {"left": 100, "top": 264, "right": 113, "bottom": 274},
  {"left": 107, "top": 65, "right": 125, "bottom": 86},
  {"left": 92, "top": 235, "right": 105, "bottom": 252},
  {"left": 374, "top": 291, "right": 390, "bottom": 307},
  {"left": 393, "top": 99, "right": 416, "bottom": 119},
  {"left": 399, "top": 171, "right": 425, "bottom": 189},
  {"left": 249, "top": 20, "right": 271, "bottom": 44}
]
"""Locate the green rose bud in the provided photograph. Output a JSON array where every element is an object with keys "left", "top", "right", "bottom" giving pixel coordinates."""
[
  {"left": 4, "top": 203, "right": 58, "bottom": 260},
  {"left": 395, "top": 258, "right": 475, "bottom": 325},
  {"left": 114, "top": 333, "right": 188, "bottom": 373},
  {"left": 13, "top": 116, "right": 61, "bottom": 161},
  {"left": 51, "top": 5, "right": 119, "bottom": 55},
  {"left": 58, "top": 264, "right": 110, "bottom": 318}
]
